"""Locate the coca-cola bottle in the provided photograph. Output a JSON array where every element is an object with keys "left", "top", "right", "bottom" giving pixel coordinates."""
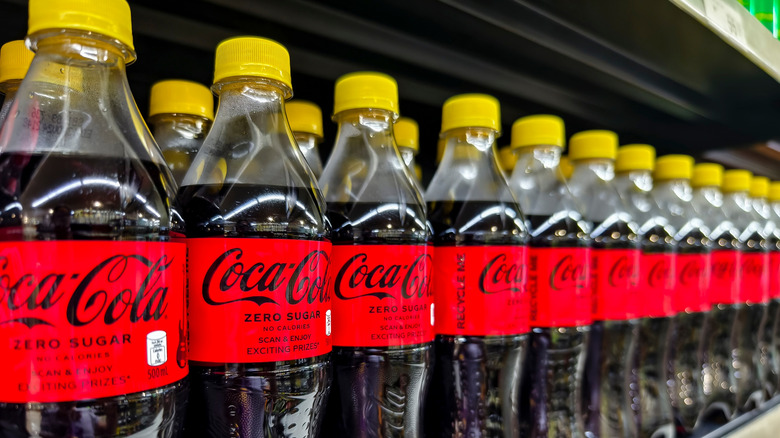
[
  {"left": 614, "top": 145, "right": 676, "bottom": 438},
  {"left": 691, "top": 163, "right": 740, "bottom": 423},
  {"left": 424, "top": 94, "right": 529, "bottom": 437},
  {"left": 0, "top": 0, "right": 188, "bottom": 436},
  {"left": 394, "top": 116, "right": 423, "bottom": 186},
  {"left": 286, "top": 100, "right": 324, "bottom": 177},
  {"left": 567, "top": 131, "right": 640, "bottom": 438},
  {"left": 0, "top": 40, "right": 34, "bottom": 127},
  {"left": 148, "top": 79, "right": 214, "bottom": 186},
  {"left": 506, "top": 115, "right": 591, "bottom": 438},
  {"left": 748, "top": 176, "right": 775, "bottom": 398},
  {"left": 177, "top": 37, "right": 331, "bottom": 437},
  {"left": 652, "top": 155, "right": 711, "bottom": 433},
  {"left": 319, "top": 72, "right": 432, "bottom": 438},
  {"left": 768, "top": 181, "right": 780, "bottom": 394}
]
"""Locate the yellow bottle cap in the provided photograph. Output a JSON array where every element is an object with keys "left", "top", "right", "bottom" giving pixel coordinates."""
[
  {"left": 286, "top": 100, "right": 323, "bottom": 138},
  {"left": 499, "top": 147, "right": 516, "bottom": 172},
  {"left": 569, "top": 130, "right": 618, "bottom": 161},
  {"left": 559, "top": 156, "right": 574, "bottom": 180},
  {"left": 616, "top": 144, "right": 655, "bottom": 173},
  {"left": 769, "top": 181, "right": 780, "bottom": 202},
  {"left": 722, "top": 170, "right": 752, "bottom": 193},
  {"left": 750, "top": 176, "right": 769, "bottom": 198},
  {"left": 441, "top": 94, "right": 500, "bottom": 133},
  {"left": 28, "top": 0, "right": 134, "bottom": 52},
  {"left": 149, "top": 80, "right": 214, "bottom": 120},
  {"left": 436, "top": 137, "right": 445, "bottom": 164},
  {"left": 511, "top": 115, "right": 565, "bottom": 149},
  {"left": 333, "top": 71, "right": 398, "bottom": 115},
  {"left": 394, "top": 117, "right": 419, "bottom": 153},
  {"left": 0, "top": 40, "right": 34, "bottom": 85},
  {"left": 691, "top": 163, "right": 723, "bottom": 188},
  {"left": 213, "top": 36, "right": 292, "bottom": 94},
  {"left": 654, "top": 155, "right": 694, "bottom": 181},
  {"left": 414, "top": 164, "right": 422, "bottom": 181}
]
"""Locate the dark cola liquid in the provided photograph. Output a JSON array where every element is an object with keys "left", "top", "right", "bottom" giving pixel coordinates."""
[
  {"left": 523, "top": 214, "right": 590, "bottom": 438},
  {"left": 176, "top": 183, "right": 330, "bottom": 438},
  {"left": 424, "top": 200, "right": 527, "bottom": 438},
  {"left": 323, "top": 201, "right": 431, "bottom": 438},
  {"left": 0, "top": 153, "right": 187, "bottom": 438},
  {"left": 582, "top": 221, "right": 639, "bottom": 438}
]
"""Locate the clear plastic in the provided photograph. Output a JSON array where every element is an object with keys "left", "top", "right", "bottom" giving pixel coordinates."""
[
  {"left": 149, "top": 113, "right": 212, "bottom": 186},
  {"left": 0, "top": 30, "right": 186, "bottom": 437},
  {"left": 424, "top": 129, "right": 528, "bottom": 438},
  {"left": 691, "top": 185, "right": 741, "bottom": 422},
  {"left": 768, "top": 197, "right": 780, "bottom": 396},
  {"left": 652, "top": 178, "right": 711, "bottom": 433},
  {"left": 751, "top": 193, "right": 776, "bottom": 399},
  {"left": 615, "top": 170, "right": 676, "bottom": 438},
  {"left": 176, "top": 79, "right": 330, "bottom": 438},
  {"left": 568, "top": 158, "right": 640, "bottom": 438},
  {"left": 0, "top": 78, "right": 21, "bottom": 127},
  {"left": 294, "top": 131, "right": 323, "bottom": 178},
  {"left": 318, "top": 108, "right": 430, "bottom": 438},
  {"left": 398, "top": 144, "right": 422, "bottom": 187},
  {"left": 506, "top": 145, "right": 591, "bottom": 438}
]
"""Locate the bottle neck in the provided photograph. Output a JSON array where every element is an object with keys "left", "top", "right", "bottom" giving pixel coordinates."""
[
  {"left": 0, "top": 80, "right": 21, "bottom": 127},
  {"left": 514, "top": 144, "right": 562, "bottom": 173},
  {"left": 615, "top": 170, "right": 653, "bottom": 195},
  {"left": 293, "top": 132, "right": 320, "bottom": 153},
  {"left": 570, "top": 157, "right": 615, "bottom": 182},
  {"left": 149, "top": 113, "right": 212, "bottom": 149},
  {"left": 693, "top": 185, "right": 723, "bottom": 207},
  {"left": 654, "top": 179, "right": 693, "bottom": 202},
  {"left": 398, "top": 146, "right": 416, "bottom": 167}
]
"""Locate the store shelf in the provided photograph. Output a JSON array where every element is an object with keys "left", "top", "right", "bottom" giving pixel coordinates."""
[
  {"left": 2, "top": 0, "right": 780, "bottom": 166},
  {"left": 694, "top": 396, "right": 780, "bottom": 437}
]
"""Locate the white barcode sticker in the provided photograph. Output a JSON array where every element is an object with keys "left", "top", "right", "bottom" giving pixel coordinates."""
[{"left": 703, "top": 0, "right": 747, "bottom": 45}]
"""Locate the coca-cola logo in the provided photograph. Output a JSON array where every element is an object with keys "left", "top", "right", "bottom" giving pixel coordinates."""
[
  {"left": 608, "top": 255, "right": 638, "bottom": 288},
  {"left": 549, "top": 255, "right": 588, "bottom": 291},
  {"left": 647, "top": 258, "right": 671, "bottom": 288},
  {"left": 0, "top": 254, "right": 173, "bottom": 328},
  {"left": 712, "top": 257, "right": 736, "bottom": 280},
  {"left": 334, "top": 253, "right": 432, "bottom": 300},
  {"left": 479, "top": 253, "right": 525, "bottom": 294},
  {"left": 679, "top": 259, "right": 703, "bottom": 286},
  {"left": 202, "top": 248, "right": 329, "bottom": 307},
  {"left": 742, "top": 255, "right": 764, "bottom": 280}
]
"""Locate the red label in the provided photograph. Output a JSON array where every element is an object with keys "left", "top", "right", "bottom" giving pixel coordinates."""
[
  {"left": 741, "top": 251, "right": 769, "bottom": 303},
  {"left": 528, "top": 247, "right": 592, "bottom": 327},
  {"left": 0, "top": 241, "right": 187, "bottom": 403},
  {"left": 187, "top": 238, "right": 331, "bottom": 363},
  {"left": 638, "top": 252, "right": 676, "bottom": 317},
  {"left": 591, "top": 248, "right": 640, "bottom": 320},
  {"left": 330, "top": 244, "right": 433, "bottom": 347},
  {"left": 710, "top": 250, "right": 740, "bottom": 305},
  {"left": 771, "top": 251, "right": 780, "bottom": 299},
  {"left": 674, "top": 253, "right": 711, "bottom": 312},
  {"left": 433, "top": 246, "right": 529, "bottom": 336}
]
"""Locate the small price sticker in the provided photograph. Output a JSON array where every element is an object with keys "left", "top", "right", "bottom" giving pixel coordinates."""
[{"left": 703, "top": 0, "right": 747, "bottom": 46}]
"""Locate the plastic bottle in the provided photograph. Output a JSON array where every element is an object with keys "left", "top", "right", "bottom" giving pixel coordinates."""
[
  {"left": 425, "top": 94, "right": 529, "bottom": 438},
  {"left": 0, "top": 40, "right": 34, "bottom": 127},
  {"left": 178, "top": 37, "right": 331, "bottom": 438},
  {"left": 767, "top": 181, "right": 780, "bottom": 394},
  {"left": 652, "top": 155, "right": 711, "bottom": 433},
  {"left": 748, "top": 176, "right": 775, "bottom": 398},
  {"left": 0, "top": 0, "right": 188, "bottom": 436},
  {"left": 567, "top": 132, "right": 640, "bottom": 438},
  {"left": 319, "top": 72, "right": 432, "bottom": 438},
  {"left": 287, "top": 100, "right": 324, "bottom": 177},
  {"left": 394, "top": 116, "right": 423, "bottom": 188},
  {"left": 559, "top": 155, "right": 574, "bottom": 181},
  {"left": 614, "top": 145, "right": 676, "bottom": 438},
  {"left": 506, "top": 115, "right": 591, "bottom": 438},
  {"left": 498, "top": 146, "right": 516, "bottom": 179},
  {"left": 691, "top": 164, "right": 740, "bottom": 422},
  {"left": 718, "top": 170, "right": 767, "bottom": 414},
  {"left": 148, "top": 79, "right": 214, "bottom": 186}
]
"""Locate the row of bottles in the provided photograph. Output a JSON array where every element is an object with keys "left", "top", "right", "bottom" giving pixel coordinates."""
[{"left": 1, "top": 1, "right": 779, "bottom": 438}]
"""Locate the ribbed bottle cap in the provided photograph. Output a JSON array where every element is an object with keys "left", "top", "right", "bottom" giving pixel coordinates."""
[
  {"left": 511, "top": 115, "right": 565, "bottom": 149},
  {"left": 441, "top": 94, "right": 500, "bottom": 133},
  {"left": 213, "top": 36, "right": 292, "bottom": 93},
  {"left": 569, "top": 130, "right": 618, "bottom": 161},
  {"left": 616, "top": 144, "right": 655, "bottom": 172},
  {"left": 394, "top": 117, "right": 419, "bottom": 152},
  {"left": 770, "top": 181, "right": 780, "bottom": 202},
  {"left": 333, "top": 71, "right": 398, "bottom": 115},
  {"left": 691, "top": 163, "right": 723, "bottom": 188},
  {"left": 722, "top": 170, "right": 752, "bottom": 193},
  {"left": 0, "top": 40, "right": 34, "bottom": 84},
  {"left": 28, "top": 0, "right": 134, "bottom": 51},
  {"left": 286, "top": 100, "right": 323, "bottom": 138},
  {"left": 750, "top": 176, "right": 769, "bottom": 198},
  {"left": 654, "top": 155, "right": 694, "bottom": 181},
  {"left": 149, "top": 80, "right": 214, "bottom": 120}
]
